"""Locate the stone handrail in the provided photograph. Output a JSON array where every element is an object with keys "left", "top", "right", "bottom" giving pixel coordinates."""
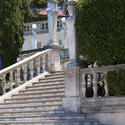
[
  {"left": 0, "top": 49, "right": 53, "bottom": 95},
  {"left": 80, "top": 64, "right": 125, "bottom": 98}
]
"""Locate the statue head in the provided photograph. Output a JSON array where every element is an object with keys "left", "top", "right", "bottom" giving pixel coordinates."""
[
  {"left": 47, "top": 0, "right": 58, "bottom": 10},
  {"left": 67, "top": 3, "right": 75, "bottom": 17}
]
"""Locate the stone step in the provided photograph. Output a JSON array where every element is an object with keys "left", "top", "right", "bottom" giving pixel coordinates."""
[
  {"left": 0, "top": 113, "right": 86, "bottom": 118},
  {"left": 5, "top": 96, "right": 63, "bottom": 103},
  {"left": 0, "top": 104, "right": 62, "bottom": 112},
  {"left": 0, "top": 113, "right": 87, "bottom": 121},
  {"left": 45, "top": 74, "right": 64, "bottom": 79},
  {"left": 0, "top": 123, "right": 105, "bottom": 125},
  {"left": 0, "top": 109, "right": 65, "bottom": 116},
  {"left": 29, "top": 82, "right": 65, "bottom": 88},
  {"left": 0, "top": 100, "right": 63, "bottom": 108},
  {"left": 46, "top": 72, "right": 64, "bottom": 76},
  {"left": 26, "top": 84, "right": 65, "bottom": 91},
  {"left": 0, "top": 119, "right": 100, "bottom": 125},
  {"left": 12, "top": 91, "right": 65, "bottom": 99},
  {"left": 35, "top": 78, "right": 64, "bottom": 84},
  {"left": 41, "top": 76, "right": 64, "bottom": 81},
  {"left": 19, "top": 87, "right": 65, "bottom": 94},
  {"left": 11, "top": 94, "right": 64, "bottom": 100}
]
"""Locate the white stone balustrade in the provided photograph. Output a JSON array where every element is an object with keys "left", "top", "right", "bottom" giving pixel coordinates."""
[
  {"left": 24, "top": 19, "right": 62, "bottom": 35},
  {"left": 80, "top": 64, "right": 125, "bottom": 98},
  {"left": 0, "top": 49, "right": 61, "bottom": 95}
]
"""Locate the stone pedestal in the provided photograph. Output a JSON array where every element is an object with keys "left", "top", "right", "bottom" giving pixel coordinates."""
[
  {"left": 63, "top": 67, "right": 81, "bottom": 112},
  {"left": 50, "top": 45, "right": 62, "bottom": 72}
]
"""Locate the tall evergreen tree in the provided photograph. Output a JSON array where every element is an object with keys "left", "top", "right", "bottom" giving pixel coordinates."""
[
  {"left": 0, "top": 0, "right": 26, "bottom": 68},
  {"left": 76, "top": 0, "right": 125, "bottom": 65}
]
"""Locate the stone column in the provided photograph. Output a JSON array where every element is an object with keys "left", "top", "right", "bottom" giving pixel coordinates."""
[
  {"left": 63, "top": 67, "right": 81, "bottom": 113},
  {"left": 66, "top": 0, "right": 79, "bottom": 68},
  {"left": 47, "top": 0, "right": 59, "bottom": 46}
]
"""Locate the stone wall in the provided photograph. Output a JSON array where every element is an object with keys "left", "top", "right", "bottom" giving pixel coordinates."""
[{"left": 81, "top": 97, "right": 125, "bottom": 125}]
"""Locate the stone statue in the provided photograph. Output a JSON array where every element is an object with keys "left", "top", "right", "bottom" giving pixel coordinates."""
[
  {"left": 67, "top": 2, "right": 75, "bottom": 18},
  {"left": 47, "top": 0, "right": 58, "bottom": 12},
  {"left": 61, "top": 17, "right": 68, "bottom": 49},
  {"left": 47, "top": 0, "right": 59, "bottom": 45},
  {"left": 66, "top": 1, "right": 78, "bottom": 68}
]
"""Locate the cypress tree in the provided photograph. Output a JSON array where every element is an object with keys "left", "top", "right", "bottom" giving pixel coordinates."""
[{"left": 0, "top": 0, "right": 27, "bottom": 68}]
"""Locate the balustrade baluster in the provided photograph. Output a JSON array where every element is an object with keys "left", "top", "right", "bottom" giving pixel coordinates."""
[
  {"left": 45, "top": 54, "right": 49, "bottom": 71},
  {"left": 81, "top": 74, "right": 86, "bottom": 98},
  {"left": 16, "top": 67, "right": 20, "bottom": 84},
  {"left": 104, "top": 72, "right": 109, "bottom": 96},
  {"left": 30, "top": 61, "right": 34, "bottom": 79},
  {"left": 47, "top": 53, "right": 51, "bottom": 72},
  {"left": 9, "top": 71, "right": 13, "bottom": 90},
  {"left": 37, "top": 57, "right": 41, "bottom": 75},
  {"left": 23, "top": 64, "right": 27, "bottom": 82},
  {"left": 93, "top": 72, "right": 98, "bottom": 98},
  {"left": 2, "top": 75, "right": 6, "bottom": 95},
  {"left": 42, "top": 55, "right": 46, "bottom": 72},
  {"left": 34, "top": 59, "right": 37, "bottom": 77}
]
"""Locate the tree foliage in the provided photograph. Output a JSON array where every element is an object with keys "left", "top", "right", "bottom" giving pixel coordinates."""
[
  {"left": 76, "top": 0, "right": 125, "bottom": 65},
  {"left": 0, "top": 0, "right": 26, "bottom": 68},
  {"left": 106, "top": 70, "right": 125, "bottom": 96},
  {"left": 31, "top": 0, "right": 47, "bottom": 8}
]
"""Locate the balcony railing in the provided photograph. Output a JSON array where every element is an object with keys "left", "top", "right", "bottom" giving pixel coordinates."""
[{"left": 24, "top": 19, "right": 62, "bottom": 35}]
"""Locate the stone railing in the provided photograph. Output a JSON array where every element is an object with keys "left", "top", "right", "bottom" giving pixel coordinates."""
[
  {"left": 24, "top": 19, "right": 62, "bottom": 35},
  {"left": 80, "top": 64, "right": 125, "bottom": 98},
  {"left": 0, "top": 49, "right": 60, "bottom": 95}
]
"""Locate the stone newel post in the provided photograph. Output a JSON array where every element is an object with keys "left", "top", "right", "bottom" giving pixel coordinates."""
[
  {"left": 47, "top": 0, "right": 59, "bottom": 46},
  {"left": 63, "top": 0, "right": 81, "bottom": 113}
]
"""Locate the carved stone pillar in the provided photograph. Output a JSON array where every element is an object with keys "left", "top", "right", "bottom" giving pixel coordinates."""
[
  {"left": 47, "top": 0, "right": 59, "bottom": 45},
  {"left": 66, "top": 0, "right": 79, "bottom": 68}
]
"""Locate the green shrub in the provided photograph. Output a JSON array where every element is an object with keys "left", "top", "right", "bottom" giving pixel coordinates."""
[{"left": 106, "top": 70, "right": 125, "bottom": 96}]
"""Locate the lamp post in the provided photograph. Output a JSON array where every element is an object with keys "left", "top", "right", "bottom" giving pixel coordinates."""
[{"left": 32, "top": 23, "right": 37, "bottom": 49}]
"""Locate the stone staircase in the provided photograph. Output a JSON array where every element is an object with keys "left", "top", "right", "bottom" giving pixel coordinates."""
[{"left": 0, "top": 71, "right": 106, "bottom": 125}]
